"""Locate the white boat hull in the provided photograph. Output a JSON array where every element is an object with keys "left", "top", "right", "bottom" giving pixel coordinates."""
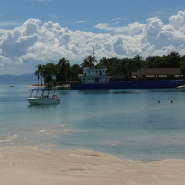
[{"left": 27, "top": 98, "right": 60, "bottom": 105}]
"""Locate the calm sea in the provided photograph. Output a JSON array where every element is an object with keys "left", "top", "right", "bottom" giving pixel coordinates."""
[{"left": 1, "top": 82, "right": 185, "bottom": 162}]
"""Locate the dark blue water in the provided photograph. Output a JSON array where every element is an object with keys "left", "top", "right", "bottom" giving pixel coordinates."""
[{"left": 1, "top": 83, "right": 185, "bottom": 161}]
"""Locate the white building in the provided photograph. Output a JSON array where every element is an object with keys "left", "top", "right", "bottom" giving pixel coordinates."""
[{"left": 78, "top": 66, "right": 109, "bottom": 84}]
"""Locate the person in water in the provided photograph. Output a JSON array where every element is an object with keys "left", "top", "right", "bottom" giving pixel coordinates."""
[
  {"left": 158, "top": 101, "right": 160, "bottom": 103},
  {"left": 171, "top": 100, "right": 173, "bottom": 103}
]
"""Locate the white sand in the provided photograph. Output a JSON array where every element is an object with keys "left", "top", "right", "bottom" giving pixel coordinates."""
[{"left": 0, "top": 146, "right": 185, "bottom": 185}]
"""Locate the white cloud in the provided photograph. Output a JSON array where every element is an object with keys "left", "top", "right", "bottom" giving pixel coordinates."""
[
  {"left": 0, "top": 21, "right": 22, "bottom": 27},
  {"left": 95, "top": 22, "right": 145, "bottom": 36},
  {"left": 112, "top": 18, "right": 122, "bottom": 21},
  {"left": 169, "top": 11, "right": 185, "bottom": 30},
  {"left": 0, "top": 11, "right": 185, "bottom": 74},
  {"left": 0, "top": 29, "right": 13, "bottom": 34},
  {"left": 112, "top": 18, "right": 129, "bottom": 21},
  {"left": 74, "top": 21, "right": 88, "bottom": 24},
  {"left": 0, "top": 63, "right": 4, "bottom": 66},
  {"left": 142, "top": 16, "right": 185, "bottom": 49}
]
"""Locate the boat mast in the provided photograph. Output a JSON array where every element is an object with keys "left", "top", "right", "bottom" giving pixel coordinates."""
[
  {"left": 93, "top": 46, "right": 95, "bottom": 60},
  {"left": 92, "top": 46, "right": 95, "bottom": 66}
]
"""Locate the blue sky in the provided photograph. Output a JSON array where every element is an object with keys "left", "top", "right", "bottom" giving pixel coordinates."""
[
  {"left": 0, "top": 0, "right": 185, "bottom": 74},
  {"left": 0, "top": 0, "right": 184, "bottom": 33}
]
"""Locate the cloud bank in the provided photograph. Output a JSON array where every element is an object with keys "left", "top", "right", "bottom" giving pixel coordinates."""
[{"left": 0, "top": 11, "right": 185, "bottom": 74}]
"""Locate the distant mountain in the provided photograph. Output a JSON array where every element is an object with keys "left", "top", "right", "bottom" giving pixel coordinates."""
[{"left": 0, "top": 73, "right": 36, "bottom": 81}]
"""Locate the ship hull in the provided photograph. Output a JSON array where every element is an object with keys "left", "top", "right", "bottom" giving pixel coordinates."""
[
  {"left": 27, "top": 98, "right": 60, "bottom": 105},
  {"left": 71, "top": 80, "right": 185, "bottom": 90}
]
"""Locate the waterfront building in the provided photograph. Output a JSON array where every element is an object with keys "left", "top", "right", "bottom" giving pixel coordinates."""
[{"left": 132, "top": 68, "right": 182, "bottom": 80}]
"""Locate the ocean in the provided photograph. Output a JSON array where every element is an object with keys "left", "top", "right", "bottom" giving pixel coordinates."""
[{"left": 1, "top": 82, "right": 185, "bottom": 162}]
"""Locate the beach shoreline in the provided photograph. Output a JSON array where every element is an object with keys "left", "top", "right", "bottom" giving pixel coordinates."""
[
  {"left": 0, "top": 146, "right": 185, "bottom": 185},
  {"left": 30, "top": 84, "right": 71, "bottom": 89}
]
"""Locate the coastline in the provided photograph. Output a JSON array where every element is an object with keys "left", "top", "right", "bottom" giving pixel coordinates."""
[
  {"left": 0, "top": 146, "right": 185, "bottom": 185},
  {"left": 31, "top": 84, "right": 71, "bottom": 89}
]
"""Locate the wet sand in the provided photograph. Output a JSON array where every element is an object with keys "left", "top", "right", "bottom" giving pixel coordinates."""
[{"left": 0, "top": 146, "right": 185, "bottom": 185}]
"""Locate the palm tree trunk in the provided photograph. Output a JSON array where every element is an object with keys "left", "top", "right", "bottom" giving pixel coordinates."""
[
  {"left": 64, "top": 72, "right": 67, "bottom": 84},
  {"left": 38, "top": 75, "right": 39, "bottom": 85}
]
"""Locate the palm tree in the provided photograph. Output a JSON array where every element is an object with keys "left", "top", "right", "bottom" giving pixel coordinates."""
[
  {"left": 87, "top": 55, "right": 94, "bottom": 66},
  {"left": 38, "top": 64, "right": 45, "bottom": 85},
  {"left": 81, "top": 55, "right": 97, "bottom": 67},
  {"left": 133, "top": 55, "right": 144, "bottom": 69},
  {"left": 100, "top": 57, "right": 108, "bottom": 66},
  {"left": 34, "top": 64, "right": 45, "bottom": 85},
  {"left": 80, "top": 58, "right": 90, "bottom": 67},
  {"left": 58, "top": 58, "right": 70, "bottom": 83},
  {"left": 133, "top": 55, "right": 143, "bottom": 61},
  {"left": 41, "top": 63, "right": 56, "bottom": 86},
  {"left": 88, "top": 55, "right": 97, "bottom": 66},
  {"left": 34, "top": 70, "right": 40, "bottom": 85}
]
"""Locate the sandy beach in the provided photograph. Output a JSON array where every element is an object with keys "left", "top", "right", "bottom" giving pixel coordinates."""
[{"left": 0, "top": 146, "right": 184, "bottom": 185}]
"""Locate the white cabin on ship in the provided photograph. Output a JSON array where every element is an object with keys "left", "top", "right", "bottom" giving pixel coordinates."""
[{"left": 78, "top": 66, "right": 109, "bottom": 84}]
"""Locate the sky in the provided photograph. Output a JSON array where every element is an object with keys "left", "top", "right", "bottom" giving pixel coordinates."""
[{"left": 0, "top": 0, "right": 185, "bottom": 74}]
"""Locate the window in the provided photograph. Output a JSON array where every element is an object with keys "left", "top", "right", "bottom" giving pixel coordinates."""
[
  {"left": 89, "top": 78, "right": 90, "bottom": 80},
  {"left": 96, "top": 71, "right": 97, "bottom": 73},
  {"left": 88, "top": 71, "right": 90, "bottom": 73},
  {"left": 92, "top": 78, "right": 93, "bottom": 80}
]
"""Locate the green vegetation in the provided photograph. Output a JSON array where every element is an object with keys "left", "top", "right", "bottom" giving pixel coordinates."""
[
  {"left": 34, "top": 51, "right": 185, "bottom": 85},
  {"left": 34, "top": 64, "right": 45, "bottom": 85},
  {"left": 41, "top": 63, "right": 56, "bottom": 86}
]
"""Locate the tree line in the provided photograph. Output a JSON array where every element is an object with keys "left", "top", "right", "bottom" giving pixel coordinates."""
[{"left": 34, "top": 51, "right": 185, "bottom": 85}]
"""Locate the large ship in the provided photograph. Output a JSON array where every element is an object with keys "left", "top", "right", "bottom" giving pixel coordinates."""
[{"left": 71, "top": 66, "right": 185, "bottom": 90}]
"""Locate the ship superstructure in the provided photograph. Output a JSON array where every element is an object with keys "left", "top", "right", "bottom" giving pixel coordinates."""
[{"left": 78, "top": 66, "right": 109, "bottom": 84}]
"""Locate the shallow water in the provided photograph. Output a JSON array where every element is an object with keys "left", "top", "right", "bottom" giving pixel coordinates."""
[{"left": 1, "top": 83, "right": 185, "bottom": 162}]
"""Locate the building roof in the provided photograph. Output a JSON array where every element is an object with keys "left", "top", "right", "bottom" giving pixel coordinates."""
[{"left": 141, "top": 68, "right": 181, "bottom": 75}]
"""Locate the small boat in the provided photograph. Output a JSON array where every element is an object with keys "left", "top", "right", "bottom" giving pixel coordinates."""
[{"left": 27, "top": 89, "right": 60, "bottom": 105}]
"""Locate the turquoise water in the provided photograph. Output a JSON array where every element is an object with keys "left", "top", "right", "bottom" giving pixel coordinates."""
[{"left": 1, "top": 83, "right": 185, "bottom": 161}]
